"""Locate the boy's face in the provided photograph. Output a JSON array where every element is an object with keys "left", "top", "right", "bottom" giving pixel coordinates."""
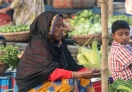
[{"left": 112, "top": 28, "right": 130, "bottom": 45}]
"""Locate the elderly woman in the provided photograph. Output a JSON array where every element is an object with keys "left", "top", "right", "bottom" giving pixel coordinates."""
[{"left": 15, "top": 11, "right": 100, "bottom": 92}]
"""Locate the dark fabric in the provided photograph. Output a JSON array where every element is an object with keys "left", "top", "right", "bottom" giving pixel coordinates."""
[{"left": 15, "top": 11, "right": 84, "bottom": 92}]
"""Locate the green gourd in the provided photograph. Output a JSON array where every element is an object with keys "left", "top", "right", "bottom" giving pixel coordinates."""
[
  {"left": 89, "top": 41, "right": 101, "bottom": 69},
  {"left": 83, "top": 50, "right": 91, "bottom": 61},
  {"left": 77, "top": 53, "right": 93, "bottom": 68}
]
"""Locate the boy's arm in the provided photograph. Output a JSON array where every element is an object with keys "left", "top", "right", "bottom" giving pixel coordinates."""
[{"left": 116, "top": 47, "right": 132, "bottom": 68}]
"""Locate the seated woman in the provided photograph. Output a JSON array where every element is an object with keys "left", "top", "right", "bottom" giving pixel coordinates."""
[{"left": 15, "top": 11, "right": 100, "bottom": 92}]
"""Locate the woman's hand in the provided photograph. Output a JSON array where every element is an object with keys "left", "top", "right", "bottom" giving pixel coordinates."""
[{"left": 72, "top": 68, "right": 101, "bottom": 79}]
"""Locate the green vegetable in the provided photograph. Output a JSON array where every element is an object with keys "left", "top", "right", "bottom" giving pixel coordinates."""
[
  {"left": 109, "top": 78, "right": 132, "bottom": 92},
  {"left": 0, "top": 24, "right": 30, "bottom": 33},
  {"left": 68, "top": 10, "right": 101, "bottom": 37},
  {"left": 0, "top": 45, "right": 20, "bottom": 69},
  {"left": 117, "top": 85, "right": 132, "bottom": 92},
  {"left": 77, "top": 53, "right": 89, "bottom": 68},
  {"left": 88, "top": 41, "right": 101, "bottom": 69}
]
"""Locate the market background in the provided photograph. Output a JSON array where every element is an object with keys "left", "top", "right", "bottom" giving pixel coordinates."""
[{"left": 0, "top": 0, "right": 131, "bottom": 92}]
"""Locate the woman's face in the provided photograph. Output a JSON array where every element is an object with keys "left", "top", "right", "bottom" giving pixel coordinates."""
[{"left": 52, "top": 16, "right": 64, "bottom": 41}]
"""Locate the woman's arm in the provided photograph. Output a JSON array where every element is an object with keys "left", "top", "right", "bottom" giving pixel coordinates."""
[
  {"left": 0, "top": 0, "right": 22, "bottom": 13},
  {"left": 48, "top": 68, "right": 100, "bottom": 82},
  {"left": 0, "top": 6, "right": 12, "bottom": 13}
]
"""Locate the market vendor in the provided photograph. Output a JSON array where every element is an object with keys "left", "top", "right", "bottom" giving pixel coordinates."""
[
  {"left": 0, "top": 0, "right": 45, "bottom": 25},
  {"left": 15, "top": 11, "right": 101, "bottom": 92},
  {"left": 109, "top": 20, "right": 132, "bottom": 81}
]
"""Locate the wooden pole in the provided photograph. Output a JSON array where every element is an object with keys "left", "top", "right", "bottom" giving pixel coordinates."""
[
  {"left": 99, "top": 0, "right": 109, "bottom": 92},
  {"left": 108, "top": 0, "right": 113, "bottom": 17}
]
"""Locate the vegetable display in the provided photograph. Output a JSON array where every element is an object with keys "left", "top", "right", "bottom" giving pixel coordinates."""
[
  {"left": 108, "top": 14, "right": 132, "bottom": 27},
  {"left": 0, "top": 45, "right": 20, "bottom": 69},
  {"left": 109, "top": 78, "right": 132, "bottom": 92},
  {"left": 0, "top": 24, "right": 30, "bottom": 33},
  {"left": 77, "top": 41, "right": 102, "bottom": 69},
  {"left": 67, "top": 10, "right": 102, "bottom": 37},
  {"left": 0, "top": 14, "right": 12, "bottom": 26}
]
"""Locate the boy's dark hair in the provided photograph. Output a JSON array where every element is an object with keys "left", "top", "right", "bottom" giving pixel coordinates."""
[{"left": 111, "top": 20, "right": 130, "bottom": 34}]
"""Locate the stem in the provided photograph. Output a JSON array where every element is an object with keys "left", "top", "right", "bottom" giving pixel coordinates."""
[
  {"left": 92, "top": 41, "right": 98, "bottom": 51},
  {"left": 74, "top": 35, "right": 93, "bottom": 54}
]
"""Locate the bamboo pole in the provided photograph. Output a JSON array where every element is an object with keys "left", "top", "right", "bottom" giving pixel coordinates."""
[
  {"left": 99, "top": 0, "right": 109, "bottom": 92},
  {"left": 108, "top": 0, "right": 113, "bottom": 17}
]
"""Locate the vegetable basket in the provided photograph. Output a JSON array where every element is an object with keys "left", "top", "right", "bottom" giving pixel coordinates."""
[
  {"left": 71, "top": 34, "right": 102, "bottom": 46},
  {"left": 0, "top": 62, "right": 9, "bottom": 75},
  {"left": 0, "top": 31, "right": 30, "bottom": 42}
]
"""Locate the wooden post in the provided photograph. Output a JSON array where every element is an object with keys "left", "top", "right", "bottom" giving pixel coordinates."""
[
  {"left": 99, "top": 0, "right": 109, "bottom": 92},
  {"left": 108, "top": 0, "right": 113, "bottom": 17}
]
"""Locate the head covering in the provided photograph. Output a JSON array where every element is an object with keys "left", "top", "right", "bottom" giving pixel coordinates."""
[
  {"left": 15, "top": 11, "right": 84, "bottom": 92},
  {"left": 48, "top": 13, "right": 62, "bottom": 47}
]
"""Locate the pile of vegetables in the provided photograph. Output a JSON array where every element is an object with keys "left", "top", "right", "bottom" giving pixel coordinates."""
[
  {"left": 76, "top": 39, "right": 104, "bottom": 69},
  {"left": 66, "top": 11, "right": 132, "bottom": 37},
  {"left": 77, "top": 41, "right": 102, "bottom": 69},
  {"left": 108, "top": 14, "right": 132, "bottom": 27},
  {"left": 76, "top": 38, "right": 111, "bottom": 76},
  {"left": 68, "top": 10, "right": 102, "bottom": 37},
  {"left": 0, "top": 24, "right": 30, "bottom": 33},
  {"left": 0, "top": 14, "right": 13, "bottom": 27},
  {"left": 109, "top": 78, "right": 132, "bottom": 92},
  {"left": 0, "top": 45, "right": 20, "bottom": 69}
]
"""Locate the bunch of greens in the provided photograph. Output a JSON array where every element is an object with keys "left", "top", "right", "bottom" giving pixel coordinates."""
[
  {"left": 0, "top": 45, "right": 20, "bottom": 69},
  {"left": 109, "top": 78, "right": 132, "bottom": 92}
]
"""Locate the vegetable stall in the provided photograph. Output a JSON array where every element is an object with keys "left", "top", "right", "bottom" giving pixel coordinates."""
[
  {"left": 0, "top": 13, "right": 30, "bottom": 92},
  {"left": 63, "top": 1, "right": 132, "bottom": 92},
  {"left": 0, "top": 0, "right": 132, "bottom": 92}
]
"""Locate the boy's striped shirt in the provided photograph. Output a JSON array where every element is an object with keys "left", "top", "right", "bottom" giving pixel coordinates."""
[{"left": 109, "top": 41, "right": 132, "bottom": 80}]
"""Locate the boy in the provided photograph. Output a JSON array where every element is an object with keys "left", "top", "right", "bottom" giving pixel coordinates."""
[{"left": 109, "top": 20, "right": 132, "bottom": 81}]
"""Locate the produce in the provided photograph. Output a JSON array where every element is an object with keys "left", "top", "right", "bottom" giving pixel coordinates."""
[
  {"left": 0, "top": 24, "right": 30, "bottom": 33},
  {"left": 109, "top": 78, "right": 132, "bottom": 92},
  {"left": 108, "top": 14, "right": 132, "bottom": 27},
  {"left": 76, "top": 40, "right": 111, "bottom": 76},
  {"left": 0, "top": 14, "right": 12, "bottom": 26},
  {"left": 117, "top": 85, "right": 132, "bottom": 92},
  {"left": 76, "top": 41, "right": 101, "bottom": 69},
  {"left": 67, "top": 10, "right": 102, "bottom": 37},
  {"left": 77, "top": 53, "right": 91, "bottom": 68},
  {"left": 0, "top": 45, "right": 20, "bottom": 69},
  {"left": 88, "top": 41, "right": 101, "bottom": 69}
]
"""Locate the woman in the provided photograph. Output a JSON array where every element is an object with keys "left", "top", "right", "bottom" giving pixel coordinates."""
[
  {"left": 0, "top": 0, "right": 44, "bottom": 25},
  {"left": 16, "top": 11, "right": 101, "bottom": 92}
]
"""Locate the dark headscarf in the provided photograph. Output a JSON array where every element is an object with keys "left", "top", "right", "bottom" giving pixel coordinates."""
[{"left": 15, "top": 11, "right": 84, "bottom": 92}]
